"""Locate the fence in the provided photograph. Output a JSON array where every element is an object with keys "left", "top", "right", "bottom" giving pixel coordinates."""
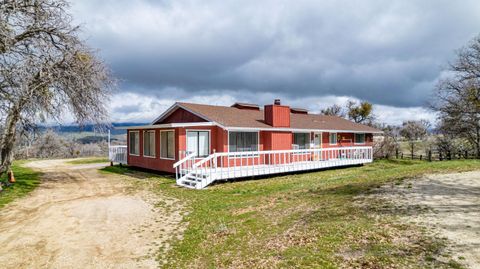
[
  {"left": 383, "top": 149, "right": 480, "bottom": 161},
  {"left": 108, "top": 145, "right": 127, "bottom": 164}
]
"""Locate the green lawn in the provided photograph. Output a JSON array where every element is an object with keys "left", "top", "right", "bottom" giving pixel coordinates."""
[
  {"left": 101, "top": 159, "right": 480, "bottom": 268},
  {"left": 0, "top": 161, "right": 41, "bottom": 209},
  {"left": 67, "top": 157, "right": 110, "bottom": 165}
]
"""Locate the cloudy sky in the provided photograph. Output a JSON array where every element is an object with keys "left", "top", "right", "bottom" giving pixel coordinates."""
[{"left": 70, "top": 0, "right": 480, "bottom": 125}]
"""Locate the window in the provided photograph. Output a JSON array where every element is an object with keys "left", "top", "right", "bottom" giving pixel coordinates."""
[
  {"left": 229, "top": 132, "right": 258, "bottom": 152},
  {"left": 293, "top": 133, "right": 310, "bottom": 149},
  {"left": 329, "top": 133, "right": 337, "bottom": 145},
  {"left": 355, "top": 133, "right": 365, "bottom": 144},
  {"left": 187, "top": 131, "right": 210, "bottom": 157},
  {"left": 143, "top": 130, "right": 156, "bottom": 157},
  {"left": 160, "top": 130, "right": 175, "bottom": 159},
  {"left": 129, "top": 131, "right": 139, "bottom": 155}
]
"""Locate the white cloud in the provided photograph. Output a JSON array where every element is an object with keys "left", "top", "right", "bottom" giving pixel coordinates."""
[{"left": 107, "top": 92, "right": 436, "bottom": 125}]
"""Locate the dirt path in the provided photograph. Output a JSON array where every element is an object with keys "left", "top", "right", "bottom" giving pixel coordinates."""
[
  {"left": 0, "top": 159, "right": 184, "bottom": 269},
  {"left": 373, "top": 170, "right": 480, "bottom": 269}
]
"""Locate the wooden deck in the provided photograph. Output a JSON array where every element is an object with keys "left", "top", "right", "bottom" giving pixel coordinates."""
[{"left": 174, "top": 147, "right": 373, "bottom": 189}]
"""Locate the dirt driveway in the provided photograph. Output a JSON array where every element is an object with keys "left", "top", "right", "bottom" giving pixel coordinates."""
[
  {"left": 374, "top": 170, "right": 480, "bottom": 268},
  {"left": 0, "top": 159, "right": 184, "bottom": 269}
]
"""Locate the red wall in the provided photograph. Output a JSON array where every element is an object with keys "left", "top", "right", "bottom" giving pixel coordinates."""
[
  {"left": 264, "top": 105, "right": 290, "bottom": 127},
  {"left": 262, "top": 131, "right": 292, "bottom": 150},
  {"left": 127, "top": 126, "right": 374, "bottom": 173},
  {"left": 127, "top": 126, "right": 227, "bottom": 173},
  {"left": 321, "top": 132, "right": 373, "bottom": 148}
]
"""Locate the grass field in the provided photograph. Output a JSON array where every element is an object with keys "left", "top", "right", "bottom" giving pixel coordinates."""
[
  {"left": 0, "top": 161, "right": 41, "bottom": 209},
  {"left": 103, "top": 159, "right": 479, "bottom": 268},
  {"left": 67, "top": 157, "right": 110, "bottom": 165}
]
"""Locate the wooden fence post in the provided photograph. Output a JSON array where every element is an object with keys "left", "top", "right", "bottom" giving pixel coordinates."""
[
  {"left": 401, "top": 153, "right": 403, "bottom": 159},
  {"left": 420, "top": 155, "right": 422, "bottom": 160},
  {"left": 439, "top": 152, "right": 443, "bottom": 161},
  {"left": 428, "top": 150, "right": 432, "bottom": 162},
  {"left": 465, "top": 150, "right": 468, "bottom": 159},
  {"left": 396, "top": 149, "right": 399, "bottom": 159}
]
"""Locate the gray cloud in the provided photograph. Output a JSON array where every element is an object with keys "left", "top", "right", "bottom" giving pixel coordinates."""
[{"left": 71, "top": 0, "right": 480, "bottom": 122}]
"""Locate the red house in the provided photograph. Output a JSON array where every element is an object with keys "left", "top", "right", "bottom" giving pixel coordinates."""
[{"left": 122, "top": 100, "right": 381, "bottom": 189}]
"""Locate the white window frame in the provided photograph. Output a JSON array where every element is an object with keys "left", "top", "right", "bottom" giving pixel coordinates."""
[
  {"left": 143, "top": 130, "right": 156, "bottom": 158},
  {"left": 186, "top": 129, "right": 211, "bottom": 158},
  {"left": 329, "top": 132, "right": 337, "bottom": 145},
  {"left": 160, "top": 129, "right": 175, "bottom": 160},
  {"left": 292, "top": 132, "right": 311, "bottom": 150},
  {"left": 354, "top": 133, "right": 366, "bottom": 145},
  {"left": 129, "top": 131, "right": 140, "bottom": 156}
]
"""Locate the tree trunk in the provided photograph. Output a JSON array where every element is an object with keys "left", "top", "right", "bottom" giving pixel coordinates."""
[
  {"left": 476, "top": 126, "right": 480, "bottom": 159},
  {"left": 0, "top": 106, "right": 21, "bottom": 177}
]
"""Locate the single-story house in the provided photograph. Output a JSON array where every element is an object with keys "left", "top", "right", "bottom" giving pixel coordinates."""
[{"left": 123, "top": 99, "right": 381, "bottom": 189}]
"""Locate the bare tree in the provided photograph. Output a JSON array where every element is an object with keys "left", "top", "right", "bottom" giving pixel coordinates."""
[
  {"left": 34, "top": 129, "right": 66, "bottom": 158},
  {"left": 0, "top": 0, "right": 114, "bottom": 175},
  {"left": 400, "top": 120, "right": 429, "bottom": 158},
  {"left": 346, "top": 100, "right": 375, "bottom": 124},
  {"left": 432, "top": 35, "right": 480, "bottom": 158},
  {"left": 372, "top": 124, "right": 399, "bottom": 158},
  {"left": 320, "top": 104, "right": 345, "bottom": 117}
]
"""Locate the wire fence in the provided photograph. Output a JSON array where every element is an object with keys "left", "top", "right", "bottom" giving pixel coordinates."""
[{"left": 380, "top": 149, "right": 479, "bottom": 161}]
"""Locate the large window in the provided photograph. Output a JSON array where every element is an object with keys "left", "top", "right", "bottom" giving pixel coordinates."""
[
  {"left": 143, "top": 130, "right": 156, "bottom": 157},
  {"left": 229, "top": 132, "right": 258, "bottom": 152},
  {"left": 355, "top": 133, "right": 365, "bottom": 144},
  {"left": 329, "top": 132, "right": 337, "bottom": 145},
  {"left": 129, "top": 131, "right": 139, "bottom": 155},
  {"left": 293, "top": 133, "right": 310, "bottom": 149},
  {"left": 160, "top": 130, "right": 175, "bottom": 159},
  {"left": 187, "top": 131, "right": 210, "bottom": 157}
]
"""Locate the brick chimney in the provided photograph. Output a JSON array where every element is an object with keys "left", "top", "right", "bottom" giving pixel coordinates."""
[{"left": 264, "top": 99, "right": 290, "bottom": 127}]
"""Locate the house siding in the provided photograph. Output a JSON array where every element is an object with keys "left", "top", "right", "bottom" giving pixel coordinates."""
[
  {"left": 126, "top": 105, "right": 375, "bottom": 174},
  {"left": 160, "top": 108, "right": 207, "bottom": 124}
]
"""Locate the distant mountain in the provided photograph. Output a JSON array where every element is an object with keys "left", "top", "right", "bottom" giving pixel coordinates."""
[{"left": 39, "top": 122, "right": 148, "bottom": 135}]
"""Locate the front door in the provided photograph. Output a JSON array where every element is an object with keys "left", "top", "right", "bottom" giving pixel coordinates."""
[
  {"left": 186, "top": 131, "right": 210, "bottom": 157},
  {"left": 313, "top": 132, "right": 322, "bottom": 148}
]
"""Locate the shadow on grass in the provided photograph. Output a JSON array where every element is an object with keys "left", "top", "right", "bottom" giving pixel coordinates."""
[{"left": 101, "top": 165, "right": 175, "bottom": 180}]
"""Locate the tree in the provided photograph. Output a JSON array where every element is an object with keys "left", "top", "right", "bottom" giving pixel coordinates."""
[
  {"left": 0, "top": 0, "right": 114, "bottom": 175},
  {"left": 372, "top": 123, "right": 399, "bottom": 158},
  {"left": 346, "top": 100, "right": 375, "bottom": 124},
  {"left": 432, "top": 35, "right": 480, "bottom": 158},
  {"left": 320, "top": 104, "right": 345, "bottom": 117},
  {"left": 399, "top": 120, "right": 429, "bottom": 158},
  {"left": 34, "top": 129, "right": 66, "bottom": 158}
]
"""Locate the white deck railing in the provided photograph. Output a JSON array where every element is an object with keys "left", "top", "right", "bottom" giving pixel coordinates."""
[
  {"left": 108, "top": 145, "right": 127, "bottom": 164},
  {"left": 175, "top": 146, "right": 373, "bottom": 189}
]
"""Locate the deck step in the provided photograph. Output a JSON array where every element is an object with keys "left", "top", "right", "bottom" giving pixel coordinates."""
[{"left": 178, "top": 182, "right": 197, "bottom": 189}]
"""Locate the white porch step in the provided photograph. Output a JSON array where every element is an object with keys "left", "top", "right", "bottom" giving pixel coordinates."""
[{"left": 178, "top": 175, "right": 208, "bottom": 189}]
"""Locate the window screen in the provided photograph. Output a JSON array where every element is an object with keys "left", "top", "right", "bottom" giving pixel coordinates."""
[
  {"left": 143, "top": 130, "right": 155, "bottom": 157},
  {"left": 355, "top": 133, "right": 365, "bottom": 144},
  {"left": 228, "top": 132, "right": 258, "bottom": 152},
  {"left": 160, "top": 131, "right": 175, "bottom": 159},
  {"left": 293, "top": 133, "right": 310, "bottom": 149},
  {"left": 329, "top": 133, "right": 337, "bottom": 145},
  {"left": 129, "top": 131, "right": 139, "bottom": 155}
]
